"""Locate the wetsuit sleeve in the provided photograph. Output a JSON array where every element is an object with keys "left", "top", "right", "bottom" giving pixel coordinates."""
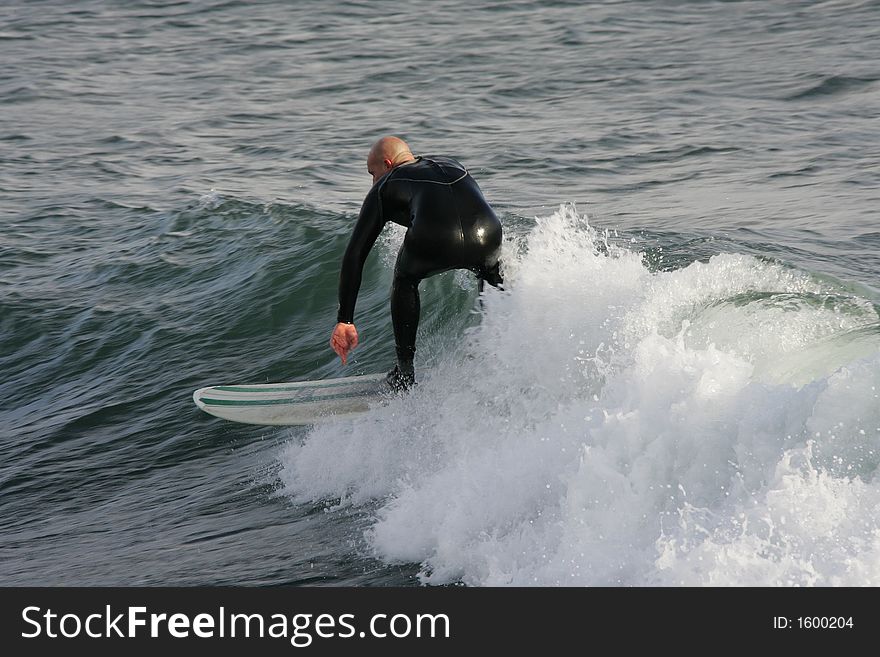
[{"left": 336, "top": 185, "right": 385, "bottom": 324}]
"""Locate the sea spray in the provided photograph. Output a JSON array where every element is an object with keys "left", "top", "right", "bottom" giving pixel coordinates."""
[{"left": 280, "top": 203, "right": 880, "bottom": 586}]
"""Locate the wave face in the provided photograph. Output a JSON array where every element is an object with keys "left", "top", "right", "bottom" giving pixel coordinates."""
[{"left": 281, "top": 204, "right": 880, "bottom": 586}]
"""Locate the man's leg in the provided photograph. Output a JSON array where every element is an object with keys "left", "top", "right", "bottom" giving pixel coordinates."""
[
  {"left": 387, "top": 232, "right": 460, "bottom": 391},
  {"left": 480, "top": 259, "right": 504, "bottom": 289},
  {"left": 388, "top": 270, "right": 419, "bottom": 390}
]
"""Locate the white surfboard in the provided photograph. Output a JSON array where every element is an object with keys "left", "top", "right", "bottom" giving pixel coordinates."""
[{"left": 193, "top": 372, "right": 391, "bottom": 426}]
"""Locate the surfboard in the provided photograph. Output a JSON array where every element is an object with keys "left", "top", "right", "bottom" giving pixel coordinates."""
[{"left": 193, "top": 372, "right": 391, "bottom": 426}]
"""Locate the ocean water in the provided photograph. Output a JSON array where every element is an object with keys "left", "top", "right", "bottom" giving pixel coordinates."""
[{"left": 1, "top": 0, "right": 878, "bottom": 586}]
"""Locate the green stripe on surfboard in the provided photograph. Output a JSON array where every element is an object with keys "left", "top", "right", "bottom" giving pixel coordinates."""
[
  {"left": 198, "top": 387, "right": 384, "bottom": 407},
  {"left": 213, "top": 374, "right": 385, "bottom": 393}
]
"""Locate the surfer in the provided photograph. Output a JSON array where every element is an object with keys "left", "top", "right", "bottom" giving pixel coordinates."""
[{"left": 330, "top": 136, "right": 503, "bottom": 391}]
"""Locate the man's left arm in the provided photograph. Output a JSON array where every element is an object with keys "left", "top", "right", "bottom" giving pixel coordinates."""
[{"left": 330, "top": 187, "right": 384, "bottom": 364}]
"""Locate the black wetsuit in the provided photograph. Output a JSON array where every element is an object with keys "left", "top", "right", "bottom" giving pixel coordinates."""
[{"left": 337, "top": 155, "right": 503, "bottom": 379}]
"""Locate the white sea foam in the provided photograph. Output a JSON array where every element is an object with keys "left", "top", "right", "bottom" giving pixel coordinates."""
[{"left": 279, "top": 203, "right": 880, "bottom": 586}]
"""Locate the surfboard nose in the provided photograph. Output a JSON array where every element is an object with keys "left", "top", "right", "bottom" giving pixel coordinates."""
[{"left": 191, "top": 373, "right": 394, "bottom": 426}]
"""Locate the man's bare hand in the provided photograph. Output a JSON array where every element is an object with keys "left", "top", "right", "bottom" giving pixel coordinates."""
[{"left": 330, "top": 323, "right": 359, "bottom": 364}]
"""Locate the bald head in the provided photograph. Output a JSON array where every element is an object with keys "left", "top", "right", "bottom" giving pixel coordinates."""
[{"left": 367, "top": 136, "right": 415, "bottom": 184}]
